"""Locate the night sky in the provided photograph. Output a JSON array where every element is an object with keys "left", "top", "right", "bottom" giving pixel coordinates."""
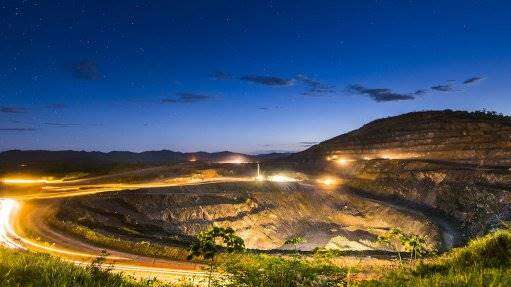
[{"left": 1, "top": 1, "right": 510, "bottom": 153}]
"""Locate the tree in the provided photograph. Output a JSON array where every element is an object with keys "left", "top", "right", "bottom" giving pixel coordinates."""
[
  {"left": 377, "top": 228, "right": 430, "bottom": 262},
  {"left": 284, "top": 236, "right": 306, "bottom": 254},
  {"left": 188, "top": 226, "right": 245, "bottom": 287},
  {"left": 377, "top": 228, "right": 404, "bottom": 263}
]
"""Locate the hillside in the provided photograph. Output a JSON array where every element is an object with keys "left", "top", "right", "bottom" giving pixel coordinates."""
[
  {"left": 284, "top": 110, "right": 511, "bottom": 240},
  {"left": 290, "top": 110, "right": 511, "bottom": 166}
]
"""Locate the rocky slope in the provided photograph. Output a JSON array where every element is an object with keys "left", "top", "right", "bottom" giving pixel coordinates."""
[
  {"left": 53, "top": 182, "right": 442, "bottom": 252},
  {"left": 285, "top": 110, "right": 511, "bottom": 240},
  {"left": 291, "top": 110, "right": 511, "bottom": 166}
]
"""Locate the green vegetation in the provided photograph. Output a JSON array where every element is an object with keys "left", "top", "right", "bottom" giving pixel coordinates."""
[
  {"left": 38, "top": 215, "right": 511, "bottom": 287},
  {"left": 219, "top": 253, "right": 346, "bottom": 287},
  {"left": 188, "top": 226, "right": 245, "bottom": 287},
  {"left": 358, "top": 229, "right": 511, "bottom": 287},
  {"left": 0, "top": 247, "right": 173, "bottom": 287},
  {"left": 284, "top": 236, "right": 307, "bottom": 253},
  {"left": 376, "top": 228, "right": 431, "bottom": 261}
]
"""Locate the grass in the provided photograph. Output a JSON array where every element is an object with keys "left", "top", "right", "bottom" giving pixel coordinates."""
[
  {"left": 0, "top": 247, "right": 176, "bottom": 287},
  {"left": 218, "top": 253, "right": 346, "bottom": 287},
  {"left": 356, "top": 229, "right": 511, "bottom": 287}
]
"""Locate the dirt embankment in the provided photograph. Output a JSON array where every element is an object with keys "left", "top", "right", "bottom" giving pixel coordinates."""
[{"left": 54, "top": 181, "right": 443, "bottom": 252}]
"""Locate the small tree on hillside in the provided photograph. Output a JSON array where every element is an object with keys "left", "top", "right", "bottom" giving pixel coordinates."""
[
  {"left": 377, "top": 228, "right": 430, "bottom": 262},
  {"left": 377, "top": 228, "right": 405, "bottom": 263},
  {"left": 284, "top": 236, "right": 306, "bottom": 254},
  {"left": 188, "top": 226, "right": 245, "bottom": 287}
]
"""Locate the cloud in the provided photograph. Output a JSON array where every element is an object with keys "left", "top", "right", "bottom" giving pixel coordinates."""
[
  {"left": 239, "top": 75, "right": 293, "bottom": 86},
  {"left": 210, "top": 71, "right": 232, "bottom": 80},
  {"left": 162, "top": 92, "right": 213, "bottom": 103},
  {"left": 431, "top": 83, "right": 455, "bottom": 92},
  {"left": 299, "top": 141, "right": 319, "bottom": 147},
  {"left": 1, "top": 106, "right": 28, "bottom": 113},
  {"left": 43, "top": 122, "right": 81, "bottom": 128},
  {"left": 295, "top": 75, "right": 335, "bottom": 96},
  {"left": 72, "top": 60, "right": 101, "bottom": 80},
  {"left": 346, "top": 84, "right": 415, "bottom": 102},
  {"left": 257, "top": 107, "right": 269, "bottom": 110},
  {"left": 463, "top": 76, "right": 484, "bottom": 84},
  {"left": 46, "top": 104, "right": 68, "bottom": 110},
  {"left": 0, "top": 128, "right": 36, "bottom": 131},
  {"left": 413, "top": 89, "right": 428, "bottom": 96}
]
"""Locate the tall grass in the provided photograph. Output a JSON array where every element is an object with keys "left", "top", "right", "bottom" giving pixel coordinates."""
[
  {"left": 357, "top": 229, "right": 511, "bottom": 287},
  {"left": 0, "top": 247, "right": 173, "bottom": 287}
]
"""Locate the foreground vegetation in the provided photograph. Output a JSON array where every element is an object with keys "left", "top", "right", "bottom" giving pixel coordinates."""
[
  {"left": 12, "top": 218, "right": 511, "bottom": 286},
  {"left": 358, "top": 228, "right": 511, "bottom": 287},
  {"left": 0, "top": 247, "right": 174, "bottom": 287}
]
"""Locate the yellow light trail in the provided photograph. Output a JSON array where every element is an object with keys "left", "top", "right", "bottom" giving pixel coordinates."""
[
  {"left": 0, "top": 198, "right": 209, "bottom": 283},
  {"left": 0, "top": 199, "right": 24, "bottom": 249},
  {"left": 2, "top": 178, "right": 56, "bottom": 185}
]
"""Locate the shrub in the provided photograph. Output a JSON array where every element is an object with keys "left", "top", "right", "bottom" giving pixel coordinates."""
[{"left": 219, "top": 253, "right": 345, "bottom": 287}]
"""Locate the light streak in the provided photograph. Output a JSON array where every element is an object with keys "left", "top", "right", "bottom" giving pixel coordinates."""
[
  {"left": 0, "top": 198, "right": 208, "bottom": 282},
  {"left": 1, "top": 177, "right": 64, "bottom": 185},
  {"left": 0, "top": 199, "right": 24, "bottom": 249}
]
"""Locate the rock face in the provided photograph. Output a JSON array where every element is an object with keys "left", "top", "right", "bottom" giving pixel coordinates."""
[
  {"left": 286, "top": 110, "right": 511, "bottom": 240},
  {"left": 291, "top": 110, "right": 511, "bottom": 166},
  {"left": 56, "top": 182, "right": 441, "bottom": 251}
]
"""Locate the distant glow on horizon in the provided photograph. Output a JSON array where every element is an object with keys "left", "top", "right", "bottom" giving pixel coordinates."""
[{"left": 218, "top": 156, "right": 251, "bottom": 164}]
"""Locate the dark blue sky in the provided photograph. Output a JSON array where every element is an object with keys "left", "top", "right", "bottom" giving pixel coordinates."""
[{"left": 1, "top": 1, "right": 510, "bottom": 153}]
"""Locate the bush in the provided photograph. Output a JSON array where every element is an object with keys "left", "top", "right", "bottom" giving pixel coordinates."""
[{"left": 219, "top": 254, "right": 345, "bottom": 287}]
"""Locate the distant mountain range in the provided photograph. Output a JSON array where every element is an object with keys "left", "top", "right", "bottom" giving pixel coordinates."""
[{"left": 0, "top": 149, "right": 292, "bottom": 174}]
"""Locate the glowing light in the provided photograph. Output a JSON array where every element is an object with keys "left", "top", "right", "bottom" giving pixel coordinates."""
[
  {"left": 268, "top": 174, "right": 298, "bottom": 182},
  {"left": 316, "top": 176, "right": 340, "bottom": 187},
  {"left": 1, "top": 178, "right": 61, "bottom": 185},
  {"left": 188, "top": 156, "right": 197, "bottom": 162},
  {"left": 378, "top": 152, "right": 419, "bottom": 160},
  {"left": 0, "top": 199, "right": 23, "bottom": 249},
  {"left": 218, "top": 156, "right": 250, "bottom": 164},
  {"left": 334, "top": 158, "right": 354, "bottom": 166},
  {"left": 325, "top": 155, "right": 338, "bottom": 161}
]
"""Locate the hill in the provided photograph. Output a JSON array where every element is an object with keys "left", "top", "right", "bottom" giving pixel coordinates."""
[
  {"left": 289, "top": 110, "right": 511, "bottom": 167},
  {"left": 283, "top": 110, "right": 511, "bottom": 241}
]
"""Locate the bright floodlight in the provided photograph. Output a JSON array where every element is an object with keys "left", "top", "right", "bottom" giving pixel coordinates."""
[
  {"left": 316, "top": 176, "right": 340, "bottom": 187},
  {"left": 218, "top": 156, "right": 250, "bottom": 164},
  {"left": 267, "top": 174, "right": 298, "bottom": 182}
]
